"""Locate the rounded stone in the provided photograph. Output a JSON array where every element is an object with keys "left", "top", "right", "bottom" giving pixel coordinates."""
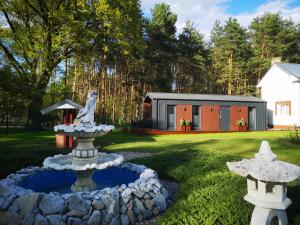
[
  {"left": 47, "top": 214, "right": 62, "bottom": 225},
  {"left": 39, "top": 194, "right": 65, "bottom": 215},
  {"left": 22, "top": 213, "right": 35, "bottom": 225},
  {"left": 120, "top": 215, "right": 129, "bottom": 225},
  {"left": 67, "top": 195, "right": 90, "bottom": 216},
  {"left": 0, "top": 211, "right": 22, "bottom": 225},
  {"left": 92, "top": 199, "right": 105, "bottom": 210},
  {"left": 87, "top": 210, "right": 101, "bottom": 225},
  {"left": 13, "top": 193, "right": 42, "bottom": 216},
  {"left": 67, "top": 217, "right": 83, "bottom": 225},
  {"left": 35, "top": 214, "right": 48, "bottom": 225},
  {"left": 153, "top": 207, "right": 160, "bottom": 216},
  {"left": 154, "top": 193, "right": 166, "bottom": 211}
]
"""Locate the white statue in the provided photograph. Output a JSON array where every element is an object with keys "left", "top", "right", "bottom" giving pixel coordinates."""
[{"left": 74, "top": 90, "right": 98, "bottom": 127}]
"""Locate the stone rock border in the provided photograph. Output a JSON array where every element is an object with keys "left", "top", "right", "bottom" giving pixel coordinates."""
[{"left": 0, "top": 163, "right": 169, "bottom": 225}]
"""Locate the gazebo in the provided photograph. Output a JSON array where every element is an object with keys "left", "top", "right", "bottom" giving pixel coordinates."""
[{"left": 41, "top": 99, "right": 82, "bottom": 148}]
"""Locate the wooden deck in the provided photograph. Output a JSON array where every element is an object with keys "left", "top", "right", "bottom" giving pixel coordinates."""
[{"left": 131, "top": 128, "right": 249, "bottom": 135}]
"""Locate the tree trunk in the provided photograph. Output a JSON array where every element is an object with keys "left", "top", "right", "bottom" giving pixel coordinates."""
[
  {"left": 64, "top": 58, "right": 68, "bottom": 98},
  {"left": 227, "top": 53, "right": 233, "bottom": 95},
  {"left": 28, "top": 94, "right": 43, "bottom": 131},
  {"left": 5, "top": 110, "right": 9, "bottom": 134}
]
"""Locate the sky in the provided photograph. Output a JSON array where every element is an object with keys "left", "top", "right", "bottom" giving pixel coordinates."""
[{"left": 141, "top": 0, "right": 300, "bottom": 40}]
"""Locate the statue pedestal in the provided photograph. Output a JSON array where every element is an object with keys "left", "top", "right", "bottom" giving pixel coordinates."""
[
  {"left": 71, "top": 169, "right": 96, "bottom": 192},
  {"left": 72, "top": 137, "right": 98, "bottom": 158}
]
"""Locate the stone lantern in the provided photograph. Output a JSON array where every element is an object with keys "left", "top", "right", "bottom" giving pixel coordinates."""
[{"left": 227, "top": 140, "right": 300, "bottom": 225}]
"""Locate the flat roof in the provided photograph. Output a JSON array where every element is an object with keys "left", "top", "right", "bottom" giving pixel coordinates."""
[{"left": 145, "top": 92, "right": 265, "bottom": 103}]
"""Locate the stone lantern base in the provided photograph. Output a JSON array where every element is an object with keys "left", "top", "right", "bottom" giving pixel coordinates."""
[{"left": 250, "top": 206, "right": 288, "bottom": 225}]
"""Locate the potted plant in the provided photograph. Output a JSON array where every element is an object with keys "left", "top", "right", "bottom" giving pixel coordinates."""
[
  {"left": 235, "top": 118, "right": 247, "bottom": 131},
  {"left": 180, "top": 118, "right": 186, "bottom": 131},
  {"left": 185, "top": 120, "right": 192, "bottom": 131}
]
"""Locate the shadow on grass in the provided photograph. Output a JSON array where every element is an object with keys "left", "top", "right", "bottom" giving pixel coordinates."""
[
  {"left": 287, "top": 182, "right": 300, "bottom": 225},
  {"left": 132, "top": 147, "right": 253, "bottom": 224},
  {"left": 130, "top": 141, "right": 300, "bottom": 225}
]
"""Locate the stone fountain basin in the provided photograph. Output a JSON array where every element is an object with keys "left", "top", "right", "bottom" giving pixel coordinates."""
[
  {"left": 0, "top": 163, "right": 169, "bottom": 225},
  {"left": 54, "top": 124, "right": 115, "bottom": 137},
  {"left": 43, "top": 152, "right": 124, "bottom": 171},
  {"left": 19, "top": 167, "right": 140, "bottom": 194}
]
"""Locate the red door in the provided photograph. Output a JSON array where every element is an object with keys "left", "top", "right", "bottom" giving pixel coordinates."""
[
  {"left": 230, "top": 106, "right": 248, "bottom": 131},
  {"left": 201, "top": 105, "right": 220, "bottom": 131},
  {"left": 176, "top": 105, "right": 192, "bottom": 131}
]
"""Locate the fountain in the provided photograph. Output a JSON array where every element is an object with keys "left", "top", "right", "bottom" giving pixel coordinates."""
[
  {"left": 0, "top": 91, "right": 169, "bottom": 225},
  {"left": 43, "top": 90, "right": 123, "bottom": 192}
]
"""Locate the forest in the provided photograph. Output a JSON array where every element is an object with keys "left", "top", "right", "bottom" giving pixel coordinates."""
[{"left": 0, "top": 0, "right": 300, "bottom": 130}]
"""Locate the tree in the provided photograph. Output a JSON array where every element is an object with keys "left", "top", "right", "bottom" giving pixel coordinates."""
[
  {"left": 249, "top": 13, "right": 300, "bottom": 84},
  {"left": 176, "top": 21, "right": 207, "bottom": 93},
  {"left": 144, "top": 3, "right": 177, "bottom": 91},
  {"left": 66, "top": 0, "right": 144, "bottom": 123},
  {"left": 0, "top": 65, "right": 28, "bottom": 132},
  {"left": 208, "top": 21, "right": 224, "bottom": 93},
  {"left": 0, "top": 0, "right": 85, "bottom": 130},
  {"left": 209, "top": 18, "right": 252, "bottom": 95}
]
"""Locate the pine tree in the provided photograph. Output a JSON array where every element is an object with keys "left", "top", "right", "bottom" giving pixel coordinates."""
[
  {"left": 176, "top": 21, "right": 207, "bottom": 93},
  {"left": 144, "top": 3, "right": 177, "bottom": 92},
  {"left": 249, "top": 13, "right": 300, "bottom": 88},
  {"left": 210, "top": 18, "right": 251, "bottom": 95}
]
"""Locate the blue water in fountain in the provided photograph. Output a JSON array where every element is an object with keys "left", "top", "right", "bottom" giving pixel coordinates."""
[{"left": 19, "top": 167, "right": 139, "bottom": 194}]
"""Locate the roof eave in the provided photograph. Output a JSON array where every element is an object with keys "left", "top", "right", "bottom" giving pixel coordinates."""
[{"left": 277, "top": 63, "right": 300, "bottom": 80}]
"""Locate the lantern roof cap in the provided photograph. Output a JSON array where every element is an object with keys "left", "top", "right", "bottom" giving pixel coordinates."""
[{"left": 227, "top": 141, "right": 300, "bottom": 182}]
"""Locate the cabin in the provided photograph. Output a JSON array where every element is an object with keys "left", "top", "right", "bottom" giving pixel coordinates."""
[
  {"left": 143, "top": 92, "right": 267, "bottom": 131},
  {"left": 257, "top": 61, "right": 300, "bottom": 129}
]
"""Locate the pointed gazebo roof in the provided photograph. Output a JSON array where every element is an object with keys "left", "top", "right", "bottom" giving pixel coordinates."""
[{"left": 41, "top": 99, "right": 82, "bottom": 115}]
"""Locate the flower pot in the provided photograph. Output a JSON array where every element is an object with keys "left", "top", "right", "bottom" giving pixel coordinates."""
[
  {"left": 239, "top": 126, "right": 247, "bottom": 132},
  {"left": 181, "top": 125, "right": 185, "bottom": 131},
  {"left": 186, "top": 125, "right": 191, "bottom": 131}
]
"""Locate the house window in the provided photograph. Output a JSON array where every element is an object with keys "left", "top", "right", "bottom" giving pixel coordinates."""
[{"left": 275, "top": 101, "right": 291, "bottom": 116}]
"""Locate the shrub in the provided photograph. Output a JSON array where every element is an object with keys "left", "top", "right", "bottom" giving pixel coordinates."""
[
  {"left": 131, "top": 119, "right": 152, "bottom": 129},
  {"left": 287, "top": 125, "right": 300, "bottom": 144}
]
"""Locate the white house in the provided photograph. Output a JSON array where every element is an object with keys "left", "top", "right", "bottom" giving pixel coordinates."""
[{"left": 257, "top": 61, "right": 300, "bottom": 128}]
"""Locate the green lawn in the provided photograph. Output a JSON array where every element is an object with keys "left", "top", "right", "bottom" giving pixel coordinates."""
[{"left": 0, "top": 129, "right": 300, "bottom": 225}]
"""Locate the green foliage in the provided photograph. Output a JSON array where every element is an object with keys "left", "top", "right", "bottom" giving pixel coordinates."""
[
  {"left": 248, "top": 13, "right": 300, "bottom": 83},
  {"left": 0, "top": 0, "right": 88, "bottom": 129},
  {"left": 287, "top": 126, "right": 300, "bottom": 144},
  {"left": 176, "top": 21, "right": 207, "bottom": 93},
  {"left": 249, "top": 13, "right": 298, "bottom": 61},
  {"left": 179, "top": 119, "right": 185, "bottom": 126},
  {"left": 144, "top": 3, "right": 177, "bottom": 91},
  {"left": 0, "top": 66, "right": 28, "bottom": 129},
  {"left": 185, "top": 120, "right": 192, "bottom": 126},
  {"left": 2, "top": 130, "right": 300, "bottom": 224},
  {"left": 209, "top": 18, "right": 252, "bottom": 95}
]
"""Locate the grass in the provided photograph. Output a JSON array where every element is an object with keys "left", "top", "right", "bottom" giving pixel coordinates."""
[{"left": 0, "top": 129, "right": 300, "bottom": 224}]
